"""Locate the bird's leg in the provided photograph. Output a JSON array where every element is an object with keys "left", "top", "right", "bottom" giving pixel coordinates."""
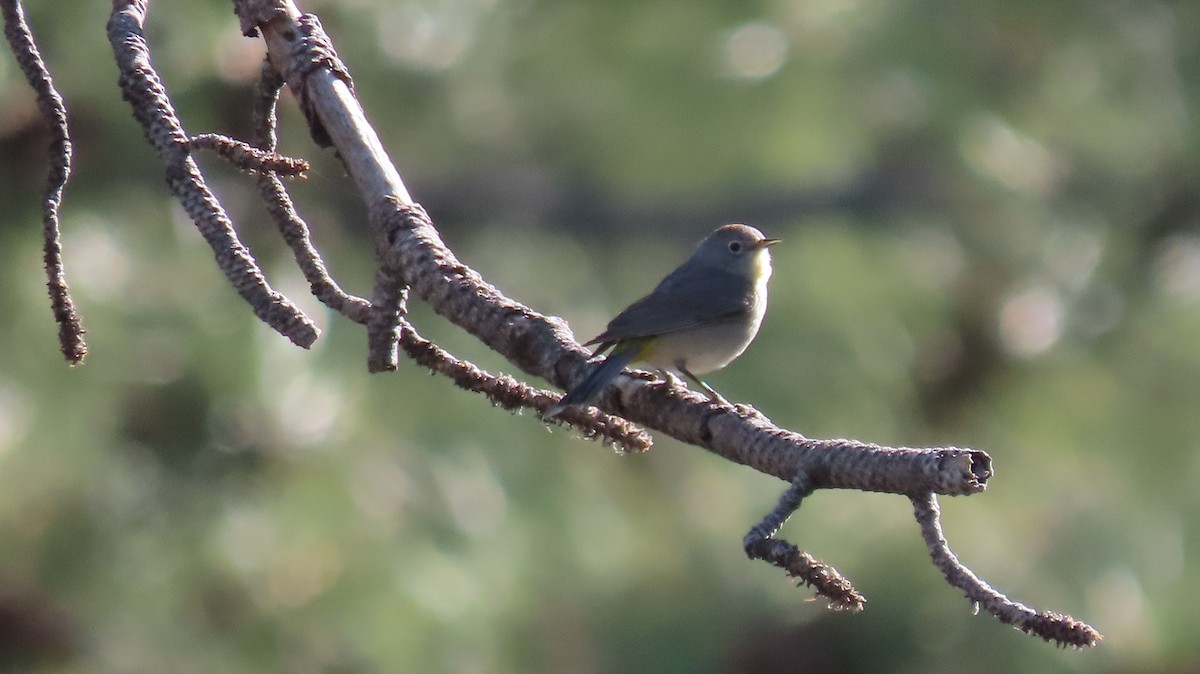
[
  {"left": 678, "top": 364, "right": 730, "bottom": 406},
  {"left": 656, "top": 369, "right": 683, "bottom": 387}
]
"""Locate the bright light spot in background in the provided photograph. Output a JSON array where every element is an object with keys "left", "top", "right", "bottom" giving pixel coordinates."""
[
  {"left": 782, "top": 0, "right": 862, "bottom": 60},
  {"left": 214, "top": 26, "right": 266, "bottom": 83},
  {"left": 959, "top": 114, "right": 1067, "bottom": 196},
  {"left": 255, "top": 291, "right": 349, "bottom": 450},
  {"left": 0, "top": 382, "right": 33, "bottom": 457},
  {"left": 1042, "top": 225, "right": 1104, "bottom": 293},
  {"left": 998, "top": 286, "right": 1064, "bottom": 358},
  {"left": 1154, "top": 235, "right": 1200, "bottom": 300},
  {"left": 216, "top": 502, "right": 277, "bottom": 574},
  {"left": 720, "top": 22, "right": 789, "bottom": 81},
  {"left": 1034, "top": 224, "right": 1124, "bottom": 338},
  {"left": 262, "top": 537, "right": 345, "bottom": 610},
  {"left": 272, "top": 373, "right": 345, "bottom": 447},
  {"left": 401, "top": 547, "right": 482, "bottom": 622},
  {"left": 377, "top": 4, "right": 479, "bottom": 73},
  {"left": 351, "top": 455, "right": 414, "bottom": 525},
  {"left": 66, "top": 217, "right": 132, "bottom": 302},
  {"left": 215, "top": 503, "right": 344, "bottom": 611},
  {"left": 433, "top": 449, "right": 508, "bottom": 539}
]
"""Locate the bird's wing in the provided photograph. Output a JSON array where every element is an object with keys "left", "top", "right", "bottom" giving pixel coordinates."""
[{"left": 585, "top": 267, "right": 751, "bottom": 345}]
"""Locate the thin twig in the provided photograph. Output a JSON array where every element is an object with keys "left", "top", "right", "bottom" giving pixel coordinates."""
[
  {"left": 2, "top": 0, "right": 86, "bottom": 363},
  {"left": 189, "top": 132, "right": 308, "bottom": 176},
  {"left": 744, "top": 474, "right": 865, "bottom": 610},
  {"left": 911, "top": 492, "right": 1102, "bottom": 647},
  {"left": 251, "top": 60, "right": 372, "bottom": 322},
  {"left": 396, "top": 316, "right": 652, "bottom": 453}
]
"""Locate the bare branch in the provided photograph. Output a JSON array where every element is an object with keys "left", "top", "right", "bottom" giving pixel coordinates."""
[
  {"left": 2, "top": 0, "right": 86, "bottom": 364},
  {"left": 61, "top": 0, "right": 1102, "bottom": 645},
  {"left": 107, "top": 0, "right": 318, "bottom": 348},
  {"left": 911, "top": 492, "right": 1102, "bottom": 647}
]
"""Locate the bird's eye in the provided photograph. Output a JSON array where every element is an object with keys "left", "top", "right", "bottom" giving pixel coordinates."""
[{"left": 728, "top": 241, "right": 743, "bottom": 254}]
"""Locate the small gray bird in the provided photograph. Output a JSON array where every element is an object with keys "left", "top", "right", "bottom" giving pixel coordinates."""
[{"left": 549, "top": 224, "right": 779, "bottom": 416}]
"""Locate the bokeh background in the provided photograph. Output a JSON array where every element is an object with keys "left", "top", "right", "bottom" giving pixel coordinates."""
[{"left": 2, "top": 0, "right": 1197, "bottom": 671}]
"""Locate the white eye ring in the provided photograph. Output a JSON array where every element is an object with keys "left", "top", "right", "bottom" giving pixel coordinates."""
[{"left": 728, "top": 241, "right": 743, "bottom": 253}]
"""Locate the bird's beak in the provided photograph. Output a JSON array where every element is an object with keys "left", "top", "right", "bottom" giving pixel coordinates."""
[{"left": 758, "top": 237, "right": 782, "bottom": 249}]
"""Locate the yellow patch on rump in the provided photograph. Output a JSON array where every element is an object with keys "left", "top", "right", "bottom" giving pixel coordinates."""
[{"left": 632, "top": 336, "right": 658, "bottom": 361}]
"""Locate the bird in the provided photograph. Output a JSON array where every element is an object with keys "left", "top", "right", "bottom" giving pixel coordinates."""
[{"left": 548, "top": 223, "right": 779, "bottom": 417}]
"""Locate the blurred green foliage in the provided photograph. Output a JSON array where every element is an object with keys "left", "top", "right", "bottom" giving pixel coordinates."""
[{"left": 2, "top": 0, "right": 1198, "bottom": 671}]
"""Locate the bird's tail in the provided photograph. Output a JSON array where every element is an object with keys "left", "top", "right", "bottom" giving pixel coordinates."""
[{"left": 546, "top": 342, "right": 641, "bottom": 418}]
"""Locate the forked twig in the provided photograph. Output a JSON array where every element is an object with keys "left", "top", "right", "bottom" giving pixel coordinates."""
[{"left": 0, "top": 0, "right": 1103, "bottom": 647}]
